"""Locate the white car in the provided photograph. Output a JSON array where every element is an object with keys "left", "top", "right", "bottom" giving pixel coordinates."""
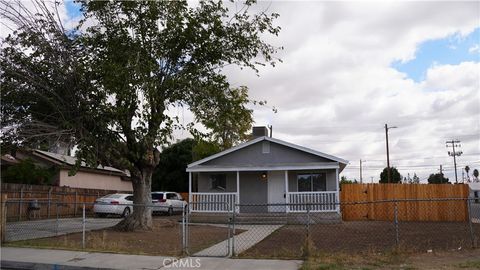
[
  {"left": 93, "top": 193, "right": 133, "bottom": 217},
  {"left": 151, "top": 192, "right": 187, "bottom": 215}
]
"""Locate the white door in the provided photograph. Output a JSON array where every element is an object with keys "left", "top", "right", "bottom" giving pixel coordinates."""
[{"left": 267, "top": 171, "right": 286, "bottom": 212}]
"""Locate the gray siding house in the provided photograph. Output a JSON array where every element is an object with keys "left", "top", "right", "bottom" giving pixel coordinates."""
[{"left": 186, "top": 128, "right": 348, "bottom": 214}]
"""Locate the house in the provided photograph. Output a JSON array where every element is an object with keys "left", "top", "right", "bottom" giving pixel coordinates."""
[
  {"left": 186, "top": 127, "right": 348, "bottom": 214},
  {"left": 2, "top": 150, "right": 133, "bottom": 191}
]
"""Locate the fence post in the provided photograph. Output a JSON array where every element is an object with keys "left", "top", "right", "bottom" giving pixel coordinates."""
[
  {"left": 394, "top": 201, "right": 399, "bottom": 247},
  {"left": 182, "top": 204, "right": 185, "bottom": 254},
  {"left": 82, "top": 203, "right": 86, "bottom": 249},
  {"left": 467, "top": 198, "right": 476, "bottom": 248},
  {"left": 18, "top": 187, "right": 23, "bottom": 221},
  {"left": 47, "top": 188, "right": 52, "bottom": 219},
  {"left": 74, "top": 191, "right": 78, "bottom": 217},
  {"left": 1, "top": 194, "right": 7, "bottom": 243},
  {"left": 56, "top": 202, "right": 59, "bottom": 236},
  {"left": 231, "top": 202, "right": 236, "bottom": 257}
]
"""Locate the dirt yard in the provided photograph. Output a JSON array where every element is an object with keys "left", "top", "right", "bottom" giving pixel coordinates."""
[
  {"left": 242, "top": 221, "right": 480, "bottom": 258},
  {"left": 301, "top": 249, "right": 480, "bottom": 270},
  {"left": 7, "top": 216, "right": 239, "bottom": 256}
]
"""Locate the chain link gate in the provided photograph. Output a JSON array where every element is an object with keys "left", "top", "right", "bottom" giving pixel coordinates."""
[{"left": 183, "top": 202, "right": 234, "bottom": 257}]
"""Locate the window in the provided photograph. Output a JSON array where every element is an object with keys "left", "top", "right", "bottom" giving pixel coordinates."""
[
  {"left": 297, "top": 173, "right": 326, "bottom": 192},
  {"left": 167, "top": 193, "right": 178, "bottom": 200},
  {"left": 210, "top": 174, "right": 227, "bottom": 191},
  {"left": 152, "top": 193, "right": 163, "bottom": 200},
  {"left": 125, "top": 196, "right": 134, "bottom": 201}
]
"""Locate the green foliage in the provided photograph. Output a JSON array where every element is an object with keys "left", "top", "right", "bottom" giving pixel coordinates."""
[
  {"left": 152, "top": 138, "right": 221, "bottom": 192},
  {"left": 427, "top": 173, "right": 449, "bottom": 184},
  {"left": 340, "top": 176, "right": 354, "bottom": 185},
  {"left": 379, "top": 167, "right": 402, "bottom": 184},
  {"left": 3, "top": 159, "right": 57, "bottom": 185}
]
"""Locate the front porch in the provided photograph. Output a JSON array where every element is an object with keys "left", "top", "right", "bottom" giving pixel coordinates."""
[{"left": 188, "top": 169, "right": 340, "bottom": 214}]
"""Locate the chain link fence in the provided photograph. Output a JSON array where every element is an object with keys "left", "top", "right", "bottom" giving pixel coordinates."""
[{"left": 2, "top": 198, "right": 479, "bottom": 259}]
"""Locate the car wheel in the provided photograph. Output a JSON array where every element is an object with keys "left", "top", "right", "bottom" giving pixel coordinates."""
[
  {"left": 122, "top": 207, "right": 131, "bottom": 217},
  {"left": 168, "top": 206, "right": 173, "bottom": 216}
]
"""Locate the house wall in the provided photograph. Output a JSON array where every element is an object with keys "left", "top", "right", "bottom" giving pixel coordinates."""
[
  {"left": 202, "top": 141, "right": 332, "bottom": 166},
  {"left": 58, "top": 169, "right": 133, "bottom": 191}
]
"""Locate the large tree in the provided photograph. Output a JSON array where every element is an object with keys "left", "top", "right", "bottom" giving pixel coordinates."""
[{"left": 1, "top": 0, "right": 281, "bottom": 230}]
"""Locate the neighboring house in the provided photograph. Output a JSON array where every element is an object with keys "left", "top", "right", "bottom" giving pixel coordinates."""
[
  {"left": 186, "top": 127, "right": 348, "bottom": 214},
  {"left": 3, "top": 150, "right": 133, "bottom": 191}
]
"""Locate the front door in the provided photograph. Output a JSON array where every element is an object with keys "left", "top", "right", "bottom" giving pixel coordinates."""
[{"left": 267, "top": 171, "right": 286, "bottom": 212}]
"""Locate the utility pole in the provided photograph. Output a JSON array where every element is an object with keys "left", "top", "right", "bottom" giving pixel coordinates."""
[
  {"left": 359, "top": 159, "right": 363, "bottom": 184},
  {"left": 385, "top": 124, "right": 397, "bottom": 183},
  {"left": 446, "top": 140, "right": 462, "bottom": 184},
  {"left": 439, "top": 164, "right": 443, "bottom": 175}
]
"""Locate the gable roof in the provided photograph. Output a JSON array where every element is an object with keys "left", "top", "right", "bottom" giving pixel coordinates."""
[
  {"left": 187, "top": 136, "right": 349, "bottom": 171},
  {"left": 31, "top": 150, "right": 127, "bottom": 176}
]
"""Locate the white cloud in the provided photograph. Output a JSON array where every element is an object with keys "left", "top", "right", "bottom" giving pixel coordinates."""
[
  {"left": 469, "top": 44, "right": 480, "bottom": 54},
  {"left": 224, "top": 1, "right": 480, "bottom": 182}
]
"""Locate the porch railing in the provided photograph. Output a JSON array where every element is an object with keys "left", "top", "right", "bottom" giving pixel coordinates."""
[
  {"left": 288, "top": 191, "right": 338, "bottom": 212},
  {"left": 190, "top": 192, "right": 237, "bottom": 213}
]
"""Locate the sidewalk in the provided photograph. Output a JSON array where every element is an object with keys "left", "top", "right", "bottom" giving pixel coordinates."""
[{"left": 0, "top": 247, "right": 302, "bottom": 270}]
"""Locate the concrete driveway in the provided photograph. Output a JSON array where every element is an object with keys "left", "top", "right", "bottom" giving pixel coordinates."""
[{"left": 5, "top": 217, "right": 122, "bottom": 242}]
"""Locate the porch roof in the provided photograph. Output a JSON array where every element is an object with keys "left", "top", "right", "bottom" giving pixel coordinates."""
[{"left": 186, "top": 162, "right": 340, "bottom": 172}]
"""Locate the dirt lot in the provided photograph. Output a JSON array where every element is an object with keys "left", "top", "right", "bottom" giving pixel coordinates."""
[
  {"left": 242, "top": 221, "right": 480, "bottom": 258},
  {"left": 7, "top": 216, "right": 239, "bottom": 256},
  {"left": 301, "top": 249, "right": 480, "bottom": 270}
]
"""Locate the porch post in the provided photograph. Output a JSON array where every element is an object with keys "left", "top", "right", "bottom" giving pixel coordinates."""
[
  {"left": 236, "top": 171, "right": 240, "bottom": 213},
  {"left": 188, "top": 172, "right": 192, "bottom": 212},
  {"left": 335, "top": 168, "right": 340, "bottom": 213},
  {"left": 285, "top": 170, "right": 289, "bottom": 213}
]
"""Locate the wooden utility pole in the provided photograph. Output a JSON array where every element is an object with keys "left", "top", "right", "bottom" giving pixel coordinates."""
[
  {"left": 359, "top": 159, "right": 363, "bottom": 184},
  {"left": 385, "top": 124, "right": 397, "bottom": 183},
  {"left": 446, "top": 140, "right": 462, "bottom": 184}
]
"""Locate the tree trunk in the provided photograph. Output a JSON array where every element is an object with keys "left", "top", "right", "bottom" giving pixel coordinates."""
[{"left": 114, "top": 167, "right": 153, "bottom": 231}]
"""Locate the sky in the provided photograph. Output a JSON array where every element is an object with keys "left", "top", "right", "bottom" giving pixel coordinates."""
[{"left": 2, "top": 1, "right": 480, "bottom": 184}]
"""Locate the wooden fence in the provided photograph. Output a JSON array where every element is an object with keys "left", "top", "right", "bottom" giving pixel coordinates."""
[
  {"left": 340, "top": 183, "right": 470, "bottom": 222},
  {"left": 1, "top": 183, "right": 131, "bottom": 221},
  {"left": 1, "top": 183, "right": 190, "bottom": 221}
]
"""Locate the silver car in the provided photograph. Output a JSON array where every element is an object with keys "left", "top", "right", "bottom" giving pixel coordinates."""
[
  {"left": 93, "top": 193, "right": 133, "bottom": 217},
  {"left": 151, "top": 192, "right": 187, "bottom": 215}
]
